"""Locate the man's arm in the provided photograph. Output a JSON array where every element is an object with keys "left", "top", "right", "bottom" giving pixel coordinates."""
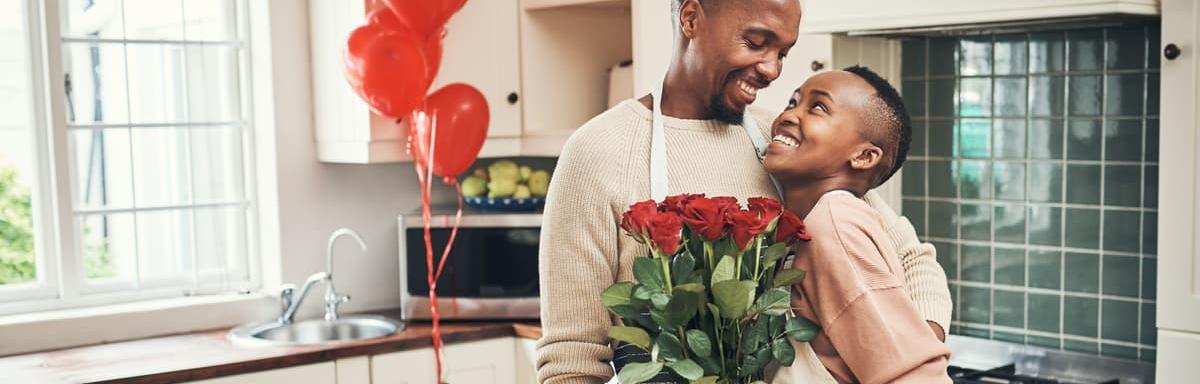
[
  {"left": 536, "top": 136, "right": 622, "bottom": 384},
  {"left": 863, "top": 190, "right": 953, "bottom": 337}
]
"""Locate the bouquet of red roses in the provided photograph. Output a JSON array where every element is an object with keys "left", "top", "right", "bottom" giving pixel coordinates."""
[{"left": 603, "top": 194, "right": 819, "bottom": 384}]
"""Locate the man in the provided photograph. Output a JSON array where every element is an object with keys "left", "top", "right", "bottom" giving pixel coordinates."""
[{"left": 536, "top": 1, "right": 952, "bottom": 383}]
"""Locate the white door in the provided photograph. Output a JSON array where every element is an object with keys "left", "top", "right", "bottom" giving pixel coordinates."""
[
  {"left": 1157, "top": 0, "right": 1200, "bottom": 378},
  {"left": 183, "top": 362, "right": 336, "bottom": 384},
  {"left": 372, "top": 338, "right": 517, "bottom": 384},
  {"left": 433, "top": 0, "right": 523, "bottom": 138}
]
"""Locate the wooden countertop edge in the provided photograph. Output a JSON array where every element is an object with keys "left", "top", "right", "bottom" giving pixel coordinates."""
[{"left": 4, "top": 319, "right": 543, "bottom": 384}]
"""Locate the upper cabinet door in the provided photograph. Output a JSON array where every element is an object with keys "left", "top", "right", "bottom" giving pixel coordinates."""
[
  {"left": 1158, "top": 0, "right": 1200, "bottom": 335},
  {"left": 434, "top": 0, "right": 523, "bottom": 138},
  {"left": 802, "top": 0, "right": 1160, "bottom": 33}
]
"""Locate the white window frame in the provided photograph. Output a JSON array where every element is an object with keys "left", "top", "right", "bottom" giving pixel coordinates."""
[{"left": 0, "top": 0, "right": 263, "bottom": 316}]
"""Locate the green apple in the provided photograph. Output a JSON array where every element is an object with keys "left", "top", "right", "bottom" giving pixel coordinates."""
[{"left": 461, "top": 175, "right": 487, "bottom": 197}]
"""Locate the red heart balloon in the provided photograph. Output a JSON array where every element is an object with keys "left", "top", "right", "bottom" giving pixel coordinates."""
[
  {"left": 409, "top": 83, "right": 490, "bottom": 178},
  {"left": 343, "top": 23, "right": 428, "bottom": 119},
  {"left": 381, "top": 0, "right": 464, "bottom": 40},
  {"left": 366, "top": 5, "right": 443, "bottom": 91}
]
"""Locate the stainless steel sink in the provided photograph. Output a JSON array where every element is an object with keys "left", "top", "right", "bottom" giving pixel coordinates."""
[{"left": 229, "top": 315, "right": 403, "bottom": 347}]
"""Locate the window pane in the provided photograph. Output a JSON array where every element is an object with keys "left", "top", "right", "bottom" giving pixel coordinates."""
[
  {"left": 131, "top": 128, "right": 192, "bottom": 206},
  {"left": 0, "top": 0, "right": 40, "bottom": 286},
  {"left": 183, "top": 0, "right": 237, "bottom": 42},
  {"left": 81, "top": 213, "right": 137, "bottom": 282},
  {"left": 64, "top": 42, "right": 130, "bottom": 125},
  {"left": 136, "top": 209, "right": 193, "bottom": 282},
  {"left": 191, "top": 126, "right": 244, "bottom": 203},
  {"left": 194, "top": 206, "right": 246, "bottom": 274},
  {"left": 71, "top": 128, "right": 135, "bottom": 210},
  {"left": 126, "top": 44, "right": 188, "bottom": 123},
  {"left": 184, "top": 46, "right": 241, "bottom": 122},
  {"left": 63, "top": 0, "right": 126, "bottom": 39},
  {"left": 123, "top": 0, "right": 184, "bottom": 40}
]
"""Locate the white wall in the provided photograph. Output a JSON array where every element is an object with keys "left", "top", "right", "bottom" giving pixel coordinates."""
[{"left": 256, "top": 0, "right": 455, "bottom": 319}]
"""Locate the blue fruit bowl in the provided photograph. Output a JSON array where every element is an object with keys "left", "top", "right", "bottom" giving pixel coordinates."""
[{"left": 463, "top": 196, "right": 545, "bottom": 212}]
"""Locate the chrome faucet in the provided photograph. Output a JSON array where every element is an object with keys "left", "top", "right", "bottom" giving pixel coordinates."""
[
  {"left": 324, "top": 228, "right": 366, "bottom": 321},
  {"left": 276, "top": 228, "right": 367, "bottom": 324}
]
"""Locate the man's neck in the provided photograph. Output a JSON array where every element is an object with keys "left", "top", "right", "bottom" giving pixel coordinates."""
[
  {"left": 781, "top": 177, "right": 867, "bottom": 218},
  {"left": 637, "top": 64, "right": 713, "bottom": 120}
]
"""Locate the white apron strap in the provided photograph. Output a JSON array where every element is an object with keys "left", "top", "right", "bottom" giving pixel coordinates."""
[{"left": 648, "top": 82, "right": 783, "bottom": 201}]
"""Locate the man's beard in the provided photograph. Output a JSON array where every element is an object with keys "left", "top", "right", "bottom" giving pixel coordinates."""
[{"left": 708, "top": 94, "right": 744, "bottom": 125}]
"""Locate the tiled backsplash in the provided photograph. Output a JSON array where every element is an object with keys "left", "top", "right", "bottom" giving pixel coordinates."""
[{"left": 899, "top": 24, "right": 1159, "bottom": 362}]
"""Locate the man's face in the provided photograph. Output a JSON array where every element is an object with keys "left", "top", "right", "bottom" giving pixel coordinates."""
[
  {"left": 763, "top": 71, "right": 877, "bottom": 181},
  {"left": 688, "top": 0, "right": 801, "bottom": 124}
]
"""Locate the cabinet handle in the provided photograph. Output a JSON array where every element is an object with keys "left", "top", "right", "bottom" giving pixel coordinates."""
[
  {"left": 1164, "top": 43, "right": 1181, "bottom": 61},
  {"left": 507, "top": 92, "right": 519, "bottom": 104}
]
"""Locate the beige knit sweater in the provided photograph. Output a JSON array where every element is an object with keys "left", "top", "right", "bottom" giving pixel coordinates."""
[{"left": 536, "top": 100, "right": 952, "bottom": 384}]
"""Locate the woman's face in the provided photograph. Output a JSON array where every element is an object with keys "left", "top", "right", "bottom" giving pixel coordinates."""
[{"left": 762, "top": 71, "right": 876, "bottom": 183}]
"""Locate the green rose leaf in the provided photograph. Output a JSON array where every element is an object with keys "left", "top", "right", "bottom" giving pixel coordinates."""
[
  {"left": 672, "top": 254, "right": 695, "bottom": 283},
  {"left": 756, "top": 287, "right": 791, "bottom": 316},
  {"left": 633, "top": 284, "right": 654, "bottom": 301},
  {"left": 742, "top": 317, "right": 769, "bottom": 351},
  {"left": 610, "top": 305, "right": 656, "bottom": 329},
  {"left": 651, "top": 292, "right": 671, "bottom": 310},
  {"left": 666, "top": 358, "right": 704, "bottom": 380},
  {"left": 772, "top": 337, "right": 796, "bottom": 366},
  {"left": 767, "top": 313, "right": 785, "bottom": 337},
  {"left": 633, "top": 257, "right": 665, "bottom": 292},
  {"left": 617, "top": 361, "right": 663, "bottom": 384},
  {"left": 601, "top": 282, "right": 635, "bottom": 308},
  {"left": 656, "top": 332, "right": 685, "bottom": 362},
  {"left": 662, "top": 292, "right": 700, "bottom": 328},
  {"left": 705, "top": 303, "right": 721, "bottom": 321},
  {"left": 693, "top": 376, "right": 719, "bottom": 384},
  {"left": 608, "top": 326, "right": 651, "bottom": 351},
  {"left": 695, "top": 354, "right": 721, "bottom": 375},
  {"left": 711, "top": 255, "right": 736, "bottom": 284},
  {"left": 674, "top": 283, "right": 706, "bottom": 295},
  {"left": 711, "top": 280, "right": 755, "bottom": 319},
  {"left": 740, "top": 348, "right": 772, "bottom": 378},
  {"left": 763, "top": 242, "right": 789, "bottom": 266},
  {"left": 772, "top": 268, "right": 807, "bottom": 288},
  {"left": 685, "top": 329, "right": 712, "bottom": 357},
  {"left": 785, "top": 315, "right": 821, "bottom": 342}
]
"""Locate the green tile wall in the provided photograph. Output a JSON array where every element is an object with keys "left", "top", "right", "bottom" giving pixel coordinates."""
[{"left": 899, "top": 24, "right": 1159, "bottom": 362}]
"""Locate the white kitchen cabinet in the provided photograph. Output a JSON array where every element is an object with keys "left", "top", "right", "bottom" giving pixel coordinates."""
[
  {"left": 336, "top": 356, "right": 372, "bottom": 384},
  {"left": 183, "top": 362, "right": 336, "bottom": 384},
  {"left": 309, "top": 0, "right": 522, "bottom": 163},
  {"left": 371, "top": 337, "right": 518, "bottom": 384},
  {"left": 1158, "top": 0, "right": 1200, "bottom": 377},
  {"left": 802, "top": 0, "right": 1159, "bottom": 33}
]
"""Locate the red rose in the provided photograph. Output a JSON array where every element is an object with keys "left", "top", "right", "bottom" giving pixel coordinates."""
[
  {"left": 679, "top": 196, "right": 727, "bottom": 242},
  {"left": 747, "top": 197, "right": 783, "bottom": 224},
  {"left": 727, "top": 209, "right": 769, "bottom": 250},
  {"left": 775, "top": 210, "right": 813, "bottom": 244},
  {"left": 647, "top": 211, "right": 683, "bottom": 255},
  {"left": 620, "top": 200, "right": 659, "bottom": 242},
  {"left": 661, "top": 193, "right": 704, "bottom": 214},
  {"left": 710, "top": 196, "right": 741, "bottom": 214}
]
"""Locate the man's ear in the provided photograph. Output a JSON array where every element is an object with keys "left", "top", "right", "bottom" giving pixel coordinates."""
[
  {"left": 849, "top": 143, "right": 883, "bottom": 172},
  {"left": 678, "top": 0, "right": 705, "bottom": 40}
]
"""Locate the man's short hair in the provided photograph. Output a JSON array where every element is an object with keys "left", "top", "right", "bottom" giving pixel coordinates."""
[{"left": 843, "top": 65, "right": 912, "bottom": 188}]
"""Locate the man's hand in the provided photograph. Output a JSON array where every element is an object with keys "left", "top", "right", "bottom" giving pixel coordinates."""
[{"left": 927, "top": 321, "right": 946, "bottom": 342}]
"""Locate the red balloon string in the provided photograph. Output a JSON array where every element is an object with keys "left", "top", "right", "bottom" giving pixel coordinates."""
[{"left": 413, "top": 109, "right": 448, "bottom": 384}]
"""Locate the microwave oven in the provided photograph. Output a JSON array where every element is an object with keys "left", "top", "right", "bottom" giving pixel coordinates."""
[{"left": 398, "top": 210, "right": 542, "bottom": 321}]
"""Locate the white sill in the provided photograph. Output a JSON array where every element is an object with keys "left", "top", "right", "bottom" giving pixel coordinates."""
[{"left": 0, "top": 293, "right": 277, "bottom": 357}]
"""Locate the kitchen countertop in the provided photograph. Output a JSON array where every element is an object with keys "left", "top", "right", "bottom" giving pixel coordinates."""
[{"left": 0, "top": 309, "right": 541, "bottom": 384}]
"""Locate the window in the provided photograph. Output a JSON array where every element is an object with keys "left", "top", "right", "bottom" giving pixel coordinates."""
[{"left": 0, "top": 0, "right": 257, "bottom": 315}]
